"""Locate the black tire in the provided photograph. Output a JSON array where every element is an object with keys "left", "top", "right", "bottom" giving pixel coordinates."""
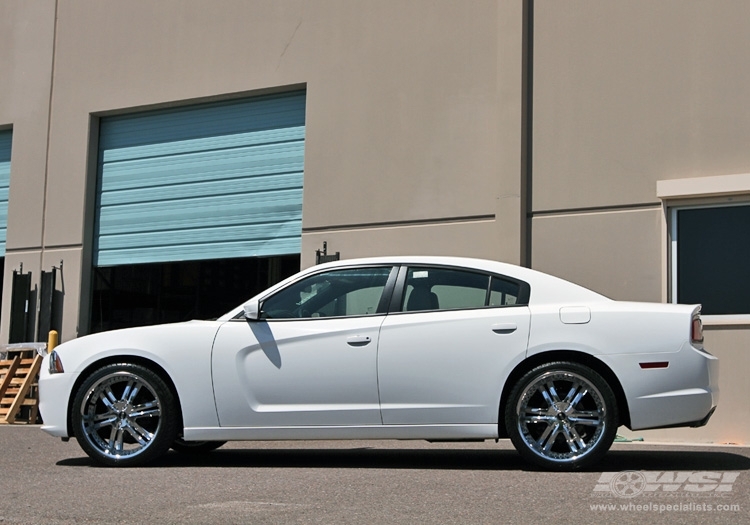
[
  {"left": 71, "top": 362, "right": 179, "bottom": 467},
  {"left": 171, "top": 438, "right": 227, "bottom": 455},
  {"left": 505, "top": 361, "right": 618, "bottom": 471}
]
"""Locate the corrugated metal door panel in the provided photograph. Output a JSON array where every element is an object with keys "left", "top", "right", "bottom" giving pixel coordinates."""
[
  {"left": 95, "top": 91, "right": 305, "bottom": 266},
  {"left": 0, "top": 130, "right": 11, "bottom": 255}
]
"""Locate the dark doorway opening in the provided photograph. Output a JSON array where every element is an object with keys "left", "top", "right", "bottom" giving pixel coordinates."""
[{"left": 90, "top": 255, "right": 299, "bottom": 333}]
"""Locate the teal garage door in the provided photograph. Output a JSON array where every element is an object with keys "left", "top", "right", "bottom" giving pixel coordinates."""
[
  {"left": 95, "top": 91, "right": 305, "bottom": 266},
  {"left": 0, "top": 130, "right": 11, "bottom": 255}
]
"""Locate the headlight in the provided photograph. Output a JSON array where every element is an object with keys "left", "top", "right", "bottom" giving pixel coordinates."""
[{"left": 48, "top": 351, "right": 64, "bottom": 374}]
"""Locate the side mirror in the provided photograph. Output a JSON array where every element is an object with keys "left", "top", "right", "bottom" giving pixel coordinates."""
[{"left": 243, "top": 300, "right": 260, "bottom": 320}]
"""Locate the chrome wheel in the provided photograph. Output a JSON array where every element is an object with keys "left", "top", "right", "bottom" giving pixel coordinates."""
[
  {"left": 72, "top": 363, "right": 178, "bottom": 467},
  {"left": 506, "top": 361, "right": 617, "bottom": 470}
]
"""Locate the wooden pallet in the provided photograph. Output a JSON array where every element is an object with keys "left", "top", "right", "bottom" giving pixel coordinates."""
[{"left": 0, "top": 346, "right": 44, "bottom": 424}]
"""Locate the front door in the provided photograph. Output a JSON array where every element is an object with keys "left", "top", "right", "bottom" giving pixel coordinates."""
[{"left": 211, "top": 265, "right": 394, "bottom": 427}]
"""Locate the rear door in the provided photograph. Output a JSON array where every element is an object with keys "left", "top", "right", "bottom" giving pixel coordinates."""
[{"left": 377, "top": 266, "right": 531, "bottom": 425}]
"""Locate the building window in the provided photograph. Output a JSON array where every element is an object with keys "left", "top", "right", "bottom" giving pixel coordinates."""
[{"left": 670, "top": 203, "right": 750, "bottom": 316}]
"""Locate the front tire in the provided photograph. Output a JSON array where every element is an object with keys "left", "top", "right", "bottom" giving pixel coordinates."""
[
  {"left": 71, "top": 363, "right": 179, "bottom": 467},
  {"left": 505, "top": 361, "right": 618, "bottom": 471}
]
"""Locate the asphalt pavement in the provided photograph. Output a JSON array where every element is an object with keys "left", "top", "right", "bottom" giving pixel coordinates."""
[{"left": 0, "top": 425, "right": 748, "bottom": 524}]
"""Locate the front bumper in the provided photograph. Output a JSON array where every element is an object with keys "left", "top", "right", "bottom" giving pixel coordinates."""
[{"left": 38, "top": 357, "right": 80, "bottom": 438}]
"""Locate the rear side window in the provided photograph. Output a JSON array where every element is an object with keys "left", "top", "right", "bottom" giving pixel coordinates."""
[
  {"left": 401, "top": 267, "right": 523, "bottom": 312},
  {"left": 489, "top": 276, "right": 519, "bottom": 306}
]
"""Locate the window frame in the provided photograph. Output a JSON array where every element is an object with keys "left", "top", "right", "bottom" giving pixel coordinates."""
[
  {"left": 257, "top": 265, "right": 399, "bottom": 321},
  {"left": 387, "top": 264, "right": 531, "bottom": 314},
  {"left": 669, "top": 201, "right": 750, "bottom": 323}
]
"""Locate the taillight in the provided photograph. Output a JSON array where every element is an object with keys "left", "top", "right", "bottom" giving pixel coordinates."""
[{"left": 691, "top": 316, "right": 704, "bottom": 345}]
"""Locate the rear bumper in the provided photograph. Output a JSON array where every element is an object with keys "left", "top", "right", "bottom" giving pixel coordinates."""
[
  {"left": 599, "top": 343, "right": 719, "bottom": 431},
  {"left": 690, "top": 406, "right": 717, "bottom": 428}
]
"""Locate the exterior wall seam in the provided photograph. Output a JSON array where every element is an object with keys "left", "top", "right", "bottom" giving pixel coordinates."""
[
  {"left": 532, "top": 203, "right": 661, "bottom": 218},
  {"left": 302, "top": 215, "right": 496, "bottom": 233}
]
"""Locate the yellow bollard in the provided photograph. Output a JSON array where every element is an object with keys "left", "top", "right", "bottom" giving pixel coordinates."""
[{"left": 47, "top": 330, "right": 58, "bottom": 354}]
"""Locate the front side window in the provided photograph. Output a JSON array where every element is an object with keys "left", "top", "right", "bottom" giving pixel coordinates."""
[
  {"left": 671, "top": 203, "right": 750, "bottom": 315},
  {"left": 261, "top": 266, "right": 392, "bottom": 319},
  {"left": 401, "top": 267, "right": 522, "bottom": 312}
]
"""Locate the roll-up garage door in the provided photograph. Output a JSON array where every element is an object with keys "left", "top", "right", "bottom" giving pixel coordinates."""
[
  {"left": 94, "top": 91, "right": 305, "bottom": 267},
  {"left": 0, "top": 130, "right": 11, "bottom": 255}
]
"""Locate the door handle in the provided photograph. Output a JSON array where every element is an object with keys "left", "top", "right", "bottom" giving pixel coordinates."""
[
  {"left": 491, "top": 323, "right": 517, "bottom": 334},
  {"left": 347, "top": 335, "right": 372, "bottom": 347}
]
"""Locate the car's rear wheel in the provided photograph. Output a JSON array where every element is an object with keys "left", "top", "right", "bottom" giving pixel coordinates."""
[
  {"left": 171, "top": 438, "right": 227, "bottom": 454},
  {"left": 505, "top": 361, "right": 618, "bottom": 470},
  {"left": 71, "top": 363, "right": 179, "bottom": 467}
]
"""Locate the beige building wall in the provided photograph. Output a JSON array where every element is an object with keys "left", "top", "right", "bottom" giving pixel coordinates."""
[
  {"left": 532, "top": 0, "right": 750, "bottom": 214},
  {"left": 0, "top": 1, "right": 57, "bottom": 342},
  {"left": 1, "top": 0, "right": 523, "bottom": 341},
  {"left": 0, "top": 0, "right": 747, "bottom": 444},
  {"left": 532, "top": 0, "right": 750, "bottom": 292},
  {"left": 531, "top": 0, "right": 750, "bottom": 443},
  {"left": 532, "top": 208, "right": 663, "bottom": 302}
]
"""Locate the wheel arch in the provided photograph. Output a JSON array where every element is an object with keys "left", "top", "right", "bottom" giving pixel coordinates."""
[
  {"left": 497, "top": 350, "right": 631, "bottom": 437},
  {"left": 66, "top": 355, "right": 184, "bottom": 438}
]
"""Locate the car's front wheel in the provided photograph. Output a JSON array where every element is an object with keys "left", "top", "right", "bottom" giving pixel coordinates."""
[
  {"left": 505, "top": 361, "right": 618, "bottom": 470},
  {"left": 71, "top": 363, "right": 179, "bottom": 467}
]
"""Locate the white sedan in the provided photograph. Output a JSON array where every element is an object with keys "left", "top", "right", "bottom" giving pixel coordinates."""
[{"left": 39, "top": 256, "right": 718, "bottom": 470}]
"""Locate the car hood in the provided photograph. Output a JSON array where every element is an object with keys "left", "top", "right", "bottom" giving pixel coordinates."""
[{"left": 52, "top": 319, "right": 225, "bottom": 374}]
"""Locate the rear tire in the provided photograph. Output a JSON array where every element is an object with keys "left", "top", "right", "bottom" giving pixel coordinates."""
[
  {"left": 71, "top": 362, "right": 179, "bottom": 467},
  {"left": 505, "top": 361, "right": 618, "bottom": 471}
]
